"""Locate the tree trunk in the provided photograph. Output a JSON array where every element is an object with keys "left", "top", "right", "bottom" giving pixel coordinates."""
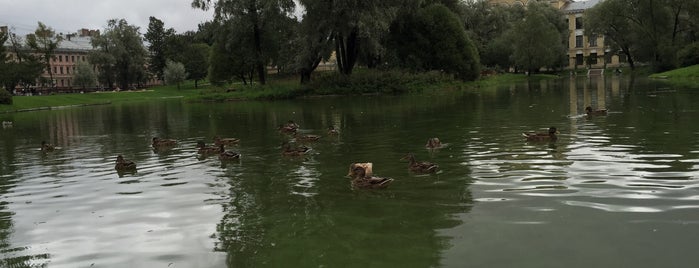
[
  {"left": 335, "top": 28, "right": 360, "bottom": 75},
  {"left": 253, "top": 24, "right": 266, "bottom": 85}
]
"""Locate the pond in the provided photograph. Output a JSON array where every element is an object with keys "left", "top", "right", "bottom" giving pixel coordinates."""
[{"left": 1, "top": 76, "right": 699, "bottom": 267}]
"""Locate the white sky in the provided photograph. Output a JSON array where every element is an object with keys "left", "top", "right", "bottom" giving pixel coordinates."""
[{"left": 0, "top": 0, "right": 215, "bottom": 35}]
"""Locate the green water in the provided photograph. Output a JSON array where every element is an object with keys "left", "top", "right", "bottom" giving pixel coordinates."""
[{"left": 1, "top": 76, "right": 699, "bottom": 267}]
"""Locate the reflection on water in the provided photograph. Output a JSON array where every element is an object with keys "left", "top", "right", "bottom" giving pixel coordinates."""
[{"left": 1, "top": 76, "right": 699, "bottom": 267}]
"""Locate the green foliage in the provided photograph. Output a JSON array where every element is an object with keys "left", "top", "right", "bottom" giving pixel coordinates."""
[
  {"left": 388, "top": 4, "right": 480, "bottom": 81},
  {"left": 307, "top": 70, "right": 455, "bottom": 95},
  {"left": 26, "top": 22, "right": 62, "bottom": 86},
  {"left": 73, "top": 60, "right": 98, "bottom": 89},
  {"left": 183, "top": 43, "right": 210, "bottom": 88},
  {"left": 164, "top": 60, "right": 187, "bottom": 90},
  {"left": 90, "top": 19, "right": 149, "bottom": 90},
  {"left": 0, "top": 88, "right": 12, "bottom": 105},
  {"left": 145, "top": 16, "right": 175, "bottom": 80},
  {"left": 677, "top": 42, "right": 699, "bottom": 67},
  {"left": 509, "top": 4, "right": 565, "bottom": 74}
]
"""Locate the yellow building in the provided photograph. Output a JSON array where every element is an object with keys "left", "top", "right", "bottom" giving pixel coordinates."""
[{"left": 489, "top": 0, "right": 623, "bottom": 70}]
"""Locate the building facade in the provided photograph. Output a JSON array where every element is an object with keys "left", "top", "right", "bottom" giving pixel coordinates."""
[{"left": 489, "top": 0, "right": 623, "bottom": 70}]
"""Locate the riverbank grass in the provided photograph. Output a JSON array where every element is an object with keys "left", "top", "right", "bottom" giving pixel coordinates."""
[{"left": 649, "top": 64, "right": 699, "bottom": 79}]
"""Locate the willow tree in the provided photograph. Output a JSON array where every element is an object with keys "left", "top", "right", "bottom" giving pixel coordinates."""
[
  {"left": 27, "top": 22, "right": 62, "bottom": 89},
  {"left": 192, "top": 0, "right": 295, "bottom": 85}
]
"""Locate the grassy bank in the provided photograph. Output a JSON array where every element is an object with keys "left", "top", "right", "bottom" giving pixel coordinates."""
[
  {"left": 649, "top": 65, "right": 699, "bottom": 79},
  {"left": 1, "top": 71, "right": 559, "bottom": 113},
  {"left": 1, "top": 82, "right": 203, "bottom": 113}
]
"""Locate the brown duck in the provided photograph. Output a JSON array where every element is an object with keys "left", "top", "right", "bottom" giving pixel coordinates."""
[
  {"left": 400, "top": 153, "right": 439, "bottom": 173},
  {"left": 115, "top": 155, "right": 137, "bottom": 171},
  {"left": 585, "top": 106, "right": 608, "bottom": 116},
  {"left": 522, "top": 127, "right": 559, "bottom": 142},
  {"left": 349, "top": 165, "right": 393, "bottom": 189}
]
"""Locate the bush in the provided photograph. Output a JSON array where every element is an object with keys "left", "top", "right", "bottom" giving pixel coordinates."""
[
  {"left": 0, "top": 89, "right": 12, "bottom": 105},
  {"left": 308, "top": 70, "right": 454, "bottom": 95},
  {"left": 678, "top": 42, "right": 699, "bottom": 67}
]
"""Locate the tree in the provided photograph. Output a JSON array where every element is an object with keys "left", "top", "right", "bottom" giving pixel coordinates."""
[
  {"left": 192, "top": 0, "right": 296, "bottom": 85},
  {"left": 90, "top": 19, "right": 148, "bottom": 90},
  {"left": 164, "top": 60, "right": 187, "bottom": 90},
  {"left": 73, "top": 60, "right": 98, "bottom": 89},
  {"left": 182, "top": 43, "right": 209, "bottom": 88},
  {"left": 585, "top": 0, "right": 637, "bottom": 69},
  {"left": 0, "top": 29, "right": 43, "bottom": 92},
  {"left": 388, "top": 4, "right": 480, "bottom": 81},
  {"left": 26, "top": 22, "right": 62, "bottom": 89},
  {"left": 508, "top": 4, "right": 565, "bottom": 75},
  {"left": 145, "top": 16, "right": 175, "bottom": 80}
]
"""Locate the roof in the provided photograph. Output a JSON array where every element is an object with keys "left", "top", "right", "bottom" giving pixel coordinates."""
[
  {"left": 2, "top": 34, "right": 95, "bottom": 52},
  {"left": 562, "top": 0, "right": 603, "bottom": 13}
]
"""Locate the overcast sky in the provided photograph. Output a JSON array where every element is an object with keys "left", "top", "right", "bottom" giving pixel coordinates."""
[{"left": 0, "top": 0, "right": 215, "bottom": 35}]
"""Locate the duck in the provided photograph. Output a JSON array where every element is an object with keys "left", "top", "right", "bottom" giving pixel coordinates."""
[
  {"left": 281, "top": 142, "right": 311, "bottom": 157},
  {"left": 585, "top": 106, "right": 608, "bottom": 116},
  {"left": 349, "top": 165, "right": 394, "bottom": 189},
  {"left": 218, "top": 144, "right": 241, "bottom": 161},
  {"left": 327, "top": 126, "right": 340, "bottom": 135},
  {"left": 2, "top": 121, "right": 12, "bottom": 128},
  {"left": 347, "top": 162, "right": 373, "bottom": 177},
  {"left": 214, "top": 136, "right": 240, "bottom": 146},
  {"left": 197, "top": 141, "right": 222, "bottom": 155},
  {"left": 425, "top": 137, "right": 442, "bottom": 149},
  {"left": 40, "top": 141, "right": 55, "bottom": 152},
  {"left": 278, "top": 120, "right": 300, "bottom": 134},
  {"left": 294, "top": 132, "right": 321, "bottom": 142},
  {"left": 522, "top": 127, "right": 559, "bottom": 142},
  {"left": 114, "top": 155, "right": 137, "bottom": 171},
  {"left": 152, "top": 137, "right": 177, "bottom": 148},
  {"left": 400, "top": 153, "right": 439, "bottom": 173}
]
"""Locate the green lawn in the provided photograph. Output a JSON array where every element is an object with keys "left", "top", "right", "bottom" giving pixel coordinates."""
[{"left": 649, "top": 64, "right": 699, "bottom": 79}]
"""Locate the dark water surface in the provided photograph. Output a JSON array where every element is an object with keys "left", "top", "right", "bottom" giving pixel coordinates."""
[{"left": 1, "top": 76, "right": 699, "bottom": 267}]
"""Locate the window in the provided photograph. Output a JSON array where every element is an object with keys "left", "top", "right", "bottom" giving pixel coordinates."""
[
  {"left": 60, "top": 66, "right": 64, "bottom": 74},
  {"left": 82, "top": 56, "right": 86, "bottom": 61},
  {"left": 589, "top": 53, "right": 598, "bottom": 65},
  {"left": 59, "top": 55, "right": 63, "bottom": 62},
  {"left": 605, "top": 53, "right": 612, "bottom": 64},
  {"left": 589, "top": 34, "right": 597, "bottom": 47},
  {"left": 53, "top": 66, "right": 57, "bottom": 74},
  {"left": 576, "top": 54, "right": 584, "bottom": 66},
  {"left": 575, "top": 36, "right": 583, "bottom": 48},
  {"left": 71, "top": 55, "right": 75, "bottom": 62},
  {"left": 575, "top": 17, "right": 583, "bottom": 29}
]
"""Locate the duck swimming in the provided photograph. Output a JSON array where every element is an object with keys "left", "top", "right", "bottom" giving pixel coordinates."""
[
  {"left": 347, "top": 162, "right": 373, "bottom": 177},
  {"left": 522, "top": 127, "right": 559, "bottom": 142},
  {"left": 197, "top": 141, "right": 222, "bottom": 155},
  {"left": 425, "top": 137, "right": 442, "bottom": 149},
  {"left": 585, "top": 106, "right": 608, "bottom": 116},
  {"left": 41, "top": 141, "right": 55, "bottom": 152},
  {"left": 281, "top": 142, "right": 311, "bottom": 157},
  {"left": 327, "top": 126, "right": 340, "bottom": 135},
  {"left": 152, "top": 137, "right": 177, "bottom": 148},
  {"left": 214, "top": 136, "right": 240, "bottom": 146},
  {"left": 114, "top": 155, "right": 137, "bottom": 171},
  {"left": 294, "top": 132, "right": 321, "bottom": 142},
  {"left": 218, "top": 144, "right": 241, "bottom": 161},
  {"left": 400, "top": 153, "right": 439, "bottom": 173},
  {"left": 349, "top": 165, "right": 393, "bottom": 189}
]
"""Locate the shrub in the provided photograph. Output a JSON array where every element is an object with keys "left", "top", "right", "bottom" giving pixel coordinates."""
[
  {"left": 0, "top": 89, "right": 12, "bottom": 105},
  {"left": 678, "top": 42, "right": 699, "bottom": 67}
]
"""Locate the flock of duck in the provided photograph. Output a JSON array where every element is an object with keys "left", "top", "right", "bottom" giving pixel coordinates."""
[{"left": 36, "top": 106, "right": 607, "bottom": 189}]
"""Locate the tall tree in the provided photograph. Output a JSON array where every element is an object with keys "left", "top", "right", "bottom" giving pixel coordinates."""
[
  {"left": 182, "top": 43, "right": 210, "bottom": 88},
  {"left": 90, "top": 19, "right": 148, "bottom": 90},
  {"left": 145, "top": 16, "right": 175, "bottom": 80},
  {"left": 192, "top": 0, "right": 295, "bottom": 85},
  {"left": 509, "top": 5, "right": 565, "bottom": 75},
  {"left": 388, "top": 4, "right": 480, "bottom": 81},
  {"left": 585, "top": 0, "right": 637, "bottom": 69},
  {"left": 26, "top": 22, "right": 62, "bottom": 89},
  {"left": 0, "top": 29, "right": 43, "bottom": 92}
]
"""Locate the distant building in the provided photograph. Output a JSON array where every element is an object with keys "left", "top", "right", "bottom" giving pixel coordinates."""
[
  {"left": 2, "top": 26, "right": 159, "bottom": 92},
  {"left": 488, "top": 0, "right": 622, "bottom": 70}
]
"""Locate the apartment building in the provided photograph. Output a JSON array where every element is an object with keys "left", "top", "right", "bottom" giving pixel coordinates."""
[{"left": 488, "top": 0, "right": 622, "bottom": 69}]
